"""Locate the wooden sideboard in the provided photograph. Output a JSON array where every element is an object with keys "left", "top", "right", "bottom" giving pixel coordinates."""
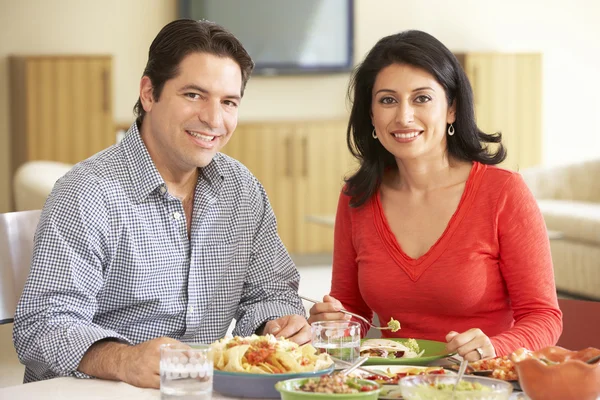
[
  {"left": 9, "top": 55, "right": 114, "bottom": 176},
  {"left": 223, "top": 120, "right": 356, "bottom": 254}
]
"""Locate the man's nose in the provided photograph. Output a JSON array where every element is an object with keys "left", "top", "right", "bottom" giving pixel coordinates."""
[{"left": 199, "top": 100, "right": 222, "bottom": 129}]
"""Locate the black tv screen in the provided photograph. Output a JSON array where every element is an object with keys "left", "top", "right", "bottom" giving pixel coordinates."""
[{"left": 178, "top": 0, "right": 354, "bottom": 75}]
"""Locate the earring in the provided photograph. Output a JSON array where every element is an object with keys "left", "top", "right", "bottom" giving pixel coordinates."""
[
  {"left": 447, "top": 123, "right": 455, "bottom": 136},
  {"left": 372, "top": 129, "right": 378, "bottom": 139}
]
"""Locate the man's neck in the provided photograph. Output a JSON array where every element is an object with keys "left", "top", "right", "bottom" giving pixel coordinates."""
[{"left": 162, "top": 167, "right": 199, "bottom": 201}]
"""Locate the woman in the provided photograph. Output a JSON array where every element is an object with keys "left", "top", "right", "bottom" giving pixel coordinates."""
[{"left": 308, "top": 30, "right": 562, "bottom": 361}]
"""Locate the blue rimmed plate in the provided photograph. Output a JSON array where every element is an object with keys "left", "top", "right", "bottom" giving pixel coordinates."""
[{"left": 213, "top": 365, "right": 335, "bottom": 398}]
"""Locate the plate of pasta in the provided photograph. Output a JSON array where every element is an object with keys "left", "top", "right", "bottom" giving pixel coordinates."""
[{"left": 210, "top": 334, "right": 334, "bottom": 398}]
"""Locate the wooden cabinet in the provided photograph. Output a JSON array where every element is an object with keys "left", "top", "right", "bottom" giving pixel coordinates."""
[
  {"left": 9, "top": 55, "right": 114, "bottom": 175},
  {"left": 224, "top": 120, "right": 355, "bottom": 254},
  {"left": 456, "top": 53, "right": 543, "bottom": 171}
]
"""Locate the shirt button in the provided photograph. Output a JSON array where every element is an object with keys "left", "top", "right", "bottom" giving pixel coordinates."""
[
  {"left": 188, "top": 306, "right": 194, "bottom": 313},
  {"left": 173, "top": 212, "right": 181, "bottom": 220},
  {"left": 159, "top": 185, "right": 167, "bottom": 194}
]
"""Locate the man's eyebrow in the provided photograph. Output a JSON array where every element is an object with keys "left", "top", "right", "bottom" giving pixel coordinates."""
[{"left": 180, "top": 84, "right": 241, "bottom": 100}]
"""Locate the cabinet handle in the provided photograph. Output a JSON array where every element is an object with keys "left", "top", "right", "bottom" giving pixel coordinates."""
[
  {"left": 302, "top": 137, "right": 308, "bottom": 177},
  {"left": 285, "top": 136, "right": 292, "bottom": 177},
  {"left": 102, "top": 68, "right": 109, "bottom": 113}
]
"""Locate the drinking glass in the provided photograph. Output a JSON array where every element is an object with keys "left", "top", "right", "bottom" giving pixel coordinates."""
[
  {"left": 160, "top": 343, "right": 213, "bottom": 400},
  {"left": 311, "top": 320, "right": 361, "bottom": 363}
]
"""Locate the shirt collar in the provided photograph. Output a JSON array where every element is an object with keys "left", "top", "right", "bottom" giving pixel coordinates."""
[{"left": 122, "top": 122, "right": 225, "bottom": 203}]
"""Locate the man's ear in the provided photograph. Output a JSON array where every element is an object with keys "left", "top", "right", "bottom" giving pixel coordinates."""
[
  {"left": 139, "top": 76, "right": 154, "bottom": 113},
  {"left": 447, "top": 99, "right": 457, "bottom": 124}
]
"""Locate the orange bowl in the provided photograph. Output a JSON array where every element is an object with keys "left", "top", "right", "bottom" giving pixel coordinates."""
[{"left": 513, "top": 346, "right": 600, "bottom": 400}]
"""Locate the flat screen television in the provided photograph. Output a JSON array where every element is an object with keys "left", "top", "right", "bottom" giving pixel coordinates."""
[{"left": 178, "top": 0, "right": 354, "bottom": 75}]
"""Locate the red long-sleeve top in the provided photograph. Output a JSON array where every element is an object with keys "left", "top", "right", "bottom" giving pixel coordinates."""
[{"left": 330, "top": 162, "right": 562, "bottom": 356}]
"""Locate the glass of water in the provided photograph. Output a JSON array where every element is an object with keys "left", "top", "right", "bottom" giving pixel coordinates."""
[
  {"left": 311, "top": 320, "right": 361, "bottom": 364},
  {"left": 160, "top": 343, "right": 213, "bottom": 400}
]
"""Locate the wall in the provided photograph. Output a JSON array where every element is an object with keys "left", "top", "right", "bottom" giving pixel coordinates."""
[
  {"left": 1, "top": 0, "right": 599, "bottom": 213},
  {"left": 241, "top": 0, "right": 600, "bottom": 168},
  {"left": 0, "top": 0, "right": 177, "bottom": 213}
]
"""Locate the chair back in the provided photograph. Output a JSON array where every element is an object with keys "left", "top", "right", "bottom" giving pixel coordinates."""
[
  {"left": 0, "top": 210, "right": 41, "bottom": 324},
  {"left": 557, "top": 298, "right": 600, "bottom": 349}
]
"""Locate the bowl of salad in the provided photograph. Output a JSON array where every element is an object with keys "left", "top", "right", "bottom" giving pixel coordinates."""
[
  {"left": 275, "top": 373, "right": 381, "bottom": 400},
  {"left": 398, "top": 374, "right": 513, "bottom": 400}
]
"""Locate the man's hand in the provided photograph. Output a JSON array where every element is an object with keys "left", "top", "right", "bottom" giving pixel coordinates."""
[
  {"left": 79, "top": 336, "right": 183, "bottom": 389},
  {"left": 262, "top": 314, "right": 311, "bottom": 344}
]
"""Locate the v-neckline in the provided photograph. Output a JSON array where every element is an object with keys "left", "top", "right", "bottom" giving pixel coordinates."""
[{"left": 371, "top": 162, "right": 485, "bottom": 281}]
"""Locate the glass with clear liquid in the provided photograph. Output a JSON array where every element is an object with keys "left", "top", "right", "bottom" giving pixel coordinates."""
[
  {"left": 160, "top": 343, "right": 213, "bottom": 400},
  {"left": 311, "top": 320, "right": 361, "bottom": 364}
]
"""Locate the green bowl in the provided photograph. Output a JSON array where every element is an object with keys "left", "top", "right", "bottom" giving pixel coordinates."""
[{"left": 275, "top": 377, "right": 381, "bottom": 400}]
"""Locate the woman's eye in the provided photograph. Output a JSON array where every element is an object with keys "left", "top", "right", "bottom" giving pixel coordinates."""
[
  {"left": 379, "top": 97, "right": 396, "bottom": 105},
  {"left": 415, "top": 95, "right": 432, "bottom": 103}
]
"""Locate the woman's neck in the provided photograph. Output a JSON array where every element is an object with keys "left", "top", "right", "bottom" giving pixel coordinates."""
[{"left": 391, "top": 155, "right": 471, "bottom": 193}]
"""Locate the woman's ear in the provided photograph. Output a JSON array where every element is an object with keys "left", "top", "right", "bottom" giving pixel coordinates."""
[
  {"left": 139, "top": 76, "right": 154, "bottom": 113},
  {"left": 447, "top": 99, "right": 457, "bottom": 124}
]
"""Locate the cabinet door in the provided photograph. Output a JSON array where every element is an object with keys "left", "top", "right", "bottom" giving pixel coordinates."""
[
  {"left": 294, "top": 121, "right": 353, "bottom": 254},
  {"left": 27, "top": 56, "right": 112, "bottom": 164},
  {"left": 223, "top": 123, "right": 296, "bottom": 252},
  {"left": 11, "top": 56, "right": 114, "bottom": 168},
  {"left": 463, "top": 53, "right": 542, "bottom": 170}
]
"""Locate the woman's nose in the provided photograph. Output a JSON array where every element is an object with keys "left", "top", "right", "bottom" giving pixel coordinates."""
[{"left": 395, "top": 102, "right": 414, "bottom": 125}]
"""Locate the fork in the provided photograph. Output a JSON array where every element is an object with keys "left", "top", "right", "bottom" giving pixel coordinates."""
[{"left": 299, "top": 295, "right": 394, "bottom": 331}]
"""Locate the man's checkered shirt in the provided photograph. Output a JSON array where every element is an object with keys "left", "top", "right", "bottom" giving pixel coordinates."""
[{"left": 13, "top": 124, "right": 306, "bottom": 382}]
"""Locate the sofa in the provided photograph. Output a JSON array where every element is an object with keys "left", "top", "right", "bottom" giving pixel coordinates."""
[
  {"left": 13, "top": 161, "right": 73, "bottom": 211},
  {"left": 520, "top": 159, "right": 600, "bottom": 300}
]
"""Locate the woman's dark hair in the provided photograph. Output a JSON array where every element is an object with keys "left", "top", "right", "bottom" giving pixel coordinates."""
[
  {"left": 133, "top": 19, "right": 254, "bottom": 126},
  {"left": 345, "top": 30, "right": 506, "bottom": 207}
]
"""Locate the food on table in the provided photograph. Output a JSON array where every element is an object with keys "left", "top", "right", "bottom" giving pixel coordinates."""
[
  {"left": 298, "top": 373, "right": 378, "bottom": 393},
  {"left": 386, "top": 317, "right": 401, "bottom": 332},
  {"left": 419, "top": 380, "right": 492, "bottom": 392},
  {"left": 362, "top": 366, "right": 447, "bottom": 384},
  {"left": 470, "top": 355, "right": 518, "bottom": 381},
  {"left": 210, "top": 334, "right": 332, "bottom": 374},
  {"left": 360, "top": 338, "right": 424, "bottom": 359}
]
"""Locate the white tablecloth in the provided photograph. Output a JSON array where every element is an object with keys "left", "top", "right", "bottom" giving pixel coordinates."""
[
  {"left": 0, "top": 377, "right": 251, "bottom": 400},
  {"left": 0, "top": 377, "right": 528, "bottom": 400}
]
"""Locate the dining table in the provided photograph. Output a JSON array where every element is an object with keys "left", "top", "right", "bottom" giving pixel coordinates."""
[
  {"left": 0, "top": 377, "right": 256, "bottom": 400},
  {"left": 0, "top": 375, "right": 529, "bottom": 400}
]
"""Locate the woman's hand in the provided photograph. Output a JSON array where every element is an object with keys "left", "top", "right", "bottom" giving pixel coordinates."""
[
  {"left": 307, "top": 295, "right": 352, "bottom": 324},
  {"left": 445, "top": 328, "right": 496, "bottom": 361}
]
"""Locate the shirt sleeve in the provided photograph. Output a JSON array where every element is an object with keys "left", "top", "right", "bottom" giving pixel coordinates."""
[
  {"left": 233, "top": 177, "right": 306, "bottom": 336},
  {"left": 490, "top": 173, "right": 563, "bottom": 355},
  {"left": 13, "top": 173, "right": 131, "bottom": 380},
  {"left": 329, "top": 191, "right": 373, "bottom": 337}
]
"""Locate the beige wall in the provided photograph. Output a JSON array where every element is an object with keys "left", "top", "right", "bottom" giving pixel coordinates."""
[
  {"left": 1, "top": 0, "right": 599, "bottom": 213},
  {"left": 241, "top": 0, "right": 600, "bottom": 166},
  {"left": 0, "top": 0, "right": 177, "bottom": 213}
]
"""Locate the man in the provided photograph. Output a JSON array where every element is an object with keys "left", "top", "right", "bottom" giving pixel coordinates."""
[{"left": 13, "top": 19, "right": 309, "bottom": 388}]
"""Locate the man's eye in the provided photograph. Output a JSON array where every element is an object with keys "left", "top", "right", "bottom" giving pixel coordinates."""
[
  {"left": 224, "top": 100, "right": 238, "bottom": 107},
  {"left": 186, "top": 93, "right": 201, "bottom": 100}
]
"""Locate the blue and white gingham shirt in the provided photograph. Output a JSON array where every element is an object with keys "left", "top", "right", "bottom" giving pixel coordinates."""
[{"left": 13, "top": 123, "right": 305, "bottom": 383}]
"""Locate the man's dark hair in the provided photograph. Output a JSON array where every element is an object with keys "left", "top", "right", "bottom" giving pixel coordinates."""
[
  {"left": 133, "top": 19, "right": 254, "bottom": 126},
  {"left": 345, "top": 30, "right": 506, "bottom": 207}
]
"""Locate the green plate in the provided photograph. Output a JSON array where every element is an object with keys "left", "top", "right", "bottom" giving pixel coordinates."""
[{"left": 361, "top": 338, "right": 453, "bottom": 366}]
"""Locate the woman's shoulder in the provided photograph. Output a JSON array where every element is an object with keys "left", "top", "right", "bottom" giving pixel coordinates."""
[
  {"left": 475, "top": 163, "right": 533, "bottom": 203},
  {"left": 478, "top": 163, "right": 526, "bottom": 187}
]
